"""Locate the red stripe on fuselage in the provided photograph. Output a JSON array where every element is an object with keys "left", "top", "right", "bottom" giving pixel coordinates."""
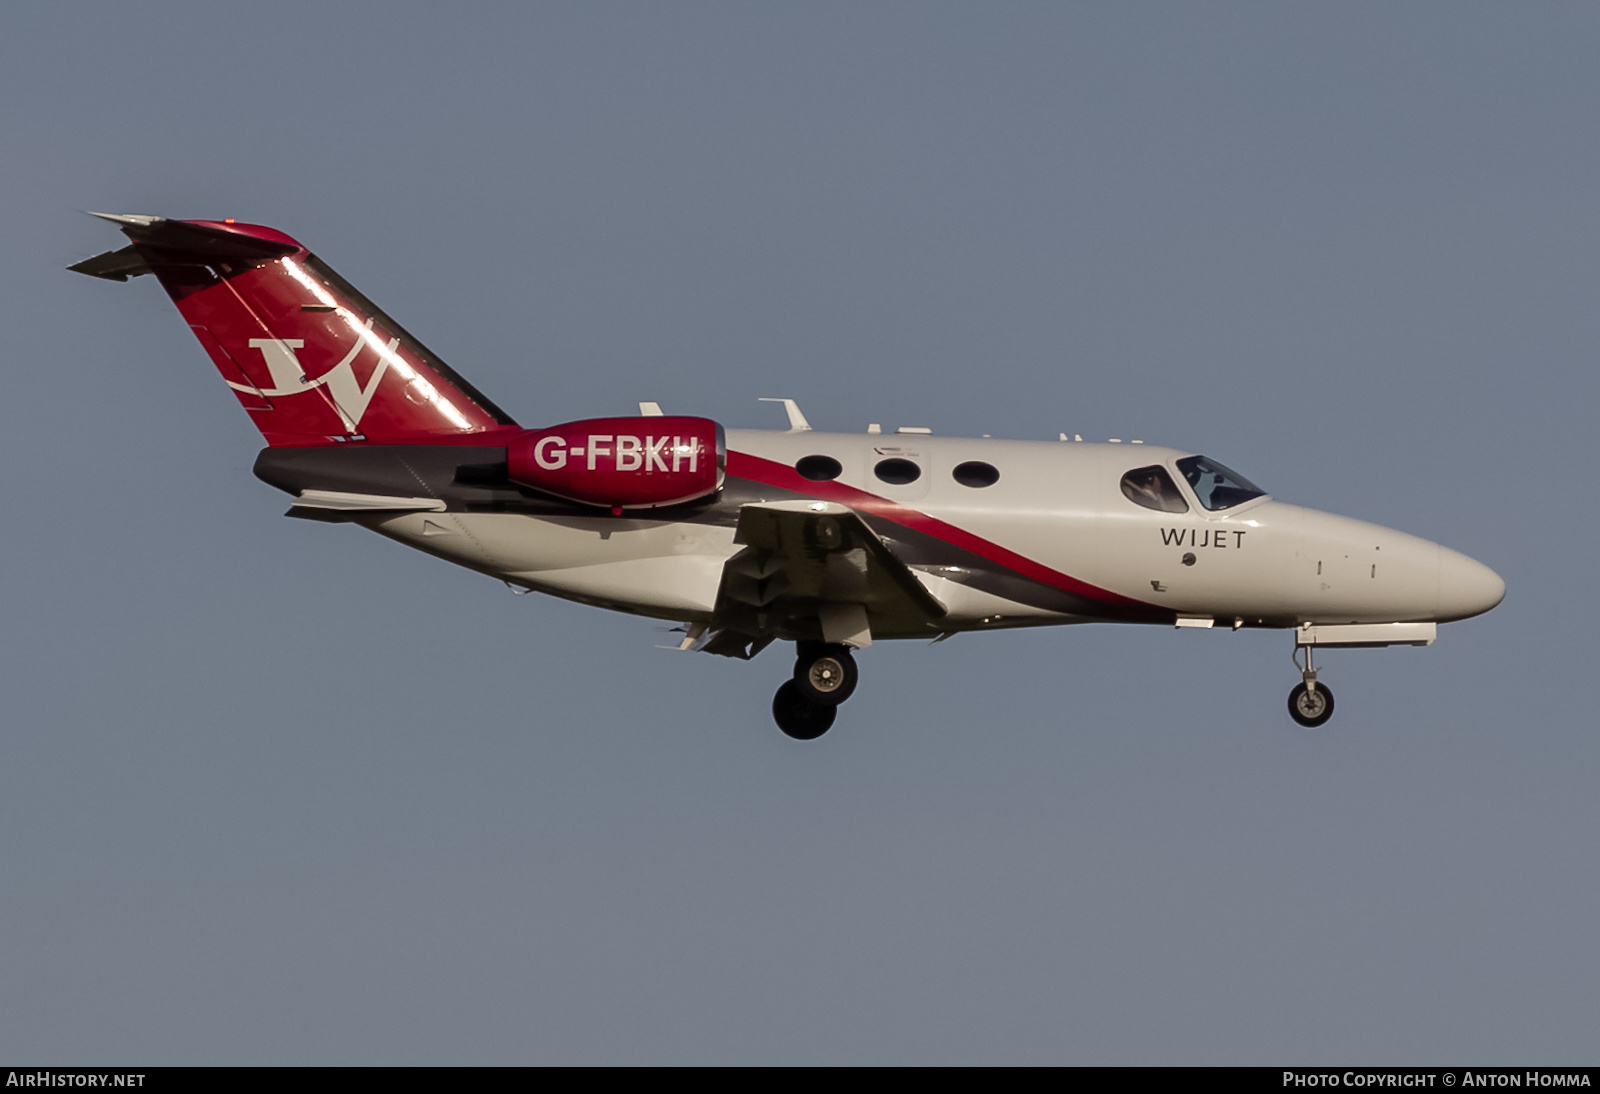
[{"left": 726, "top": 450, "right": 1153, "bottom": 612}]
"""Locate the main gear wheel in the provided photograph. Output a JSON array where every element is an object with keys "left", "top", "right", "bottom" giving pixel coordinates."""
[
  {"left": 793, "top": 643, "right": 859, "bottom": 706},
  {"left": 772, "top": 680, "right": 837, "bottom": 740}
]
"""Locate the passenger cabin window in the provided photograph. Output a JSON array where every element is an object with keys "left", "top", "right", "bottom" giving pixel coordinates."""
[
  {"left": 796, "top": 455, "right": 842, "bottom": 481},
  {"left": 874, "top": 458, "right": 921, "bottom": 485},
  {"left": 952, "top": 461, "right": 999, "bottom": 488},
  {"left": 1120, "top": 465, "right": 1189, "bottom": 513},
  {"left": 1176, "top": 455, "right": 1265, "bottom": 511}
]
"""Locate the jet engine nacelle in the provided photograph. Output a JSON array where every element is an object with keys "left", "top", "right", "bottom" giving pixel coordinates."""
[{"left": 506, "top": 416, "right": 725, "bottom": 510}]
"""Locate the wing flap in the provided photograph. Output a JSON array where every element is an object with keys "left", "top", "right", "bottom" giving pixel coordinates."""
[{"left": 708, "top": 500, "right": 945, "bottom": 648}]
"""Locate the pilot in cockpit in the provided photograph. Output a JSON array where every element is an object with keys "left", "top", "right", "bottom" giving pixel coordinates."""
[{"left": 1128, "top": 470, "right": 1167, "bottom": 507}]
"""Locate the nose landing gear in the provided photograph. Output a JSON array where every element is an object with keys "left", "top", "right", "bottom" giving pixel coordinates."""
[
  {"left": 772, "top": 643, "right": 859, "bottom": 740},
  {"left": 1289, "top": 644, "right": 1335, "bottom": 728}
]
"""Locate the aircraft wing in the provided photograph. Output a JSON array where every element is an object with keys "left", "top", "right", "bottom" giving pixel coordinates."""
[{"left": 700, "top": 500, "right": 947, "bottom": 658}]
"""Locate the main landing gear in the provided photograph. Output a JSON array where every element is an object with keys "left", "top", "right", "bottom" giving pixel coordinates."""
[
  {"left": 1288, "top": 644, "right": 1335, "bottom": 728},
  {"left": 772, "top": 642, "right": 859, "bottom": 740}
]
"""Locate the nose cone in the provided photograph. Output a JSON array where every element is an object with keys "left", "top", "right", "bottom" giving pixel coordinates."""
[{"left": 1437, "top": 548, "right": 1505, "bottom": 621}]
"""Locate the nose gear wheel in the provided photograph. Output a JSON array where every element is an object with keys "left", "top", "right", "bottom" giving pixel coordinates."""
[
  {"left": 1288, "top": 681, "right": 1335, "bottom": 727},
  {"left": 1288, "top": 644, "right": 1335, "bottom": 727}
]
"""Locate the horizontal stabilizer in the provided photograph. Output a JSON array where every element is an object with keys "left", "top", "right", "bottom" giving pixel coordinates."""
[
  {"left": 70, "top": 213, "right": 297, "bottom": 278},
  {"left": 89, "top": 213, "right": 300, "bottom": 263},
  {"left": 68, "top": 244, "right": 152, "bottom": 282},
  {"left": 89, "top": 212, "right": 161, "bottom": 228}
]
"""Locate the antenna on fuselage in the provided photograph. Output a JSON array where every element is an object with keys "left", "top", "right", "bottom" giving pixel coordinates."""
[{"left": 758, "top": 398, "right": 812, "bottom": 432}]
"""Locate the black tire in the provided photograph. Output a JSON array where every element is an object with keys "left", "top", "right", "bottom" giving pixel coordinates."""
[
  {"left": 793, "top": 645, "right": 859, "bottom": 706},
  {"left": 1288, "top": 682, "right": 1335, "bottom": 728},
  {"left": 772, "top": 680, "right": 837, "bottom": 740}
]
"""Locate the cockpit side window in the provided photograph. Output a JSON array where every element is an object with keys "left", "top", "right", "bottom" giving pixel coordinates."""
[
  {"left": 1176, "top": 455, "right": 1266, "bottom": 511},
  {"left": 1120, "top": 465, "right": 1189, "bottom": 513}
]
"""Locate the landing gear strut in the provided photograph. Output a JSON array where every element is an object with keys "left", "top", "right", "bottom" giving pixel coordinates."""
[
  {"left": 772, "top": 642, "right": 860, "bottom": 740},
  {"left": 1288, "top": 644, "right": 1335, "bottom": 728}
]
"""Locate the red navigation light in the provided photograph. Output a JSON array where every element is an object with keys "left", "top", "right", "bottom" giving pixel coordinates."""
[{"left": 224, "top": 218, "right": 236, "bottom": 224}]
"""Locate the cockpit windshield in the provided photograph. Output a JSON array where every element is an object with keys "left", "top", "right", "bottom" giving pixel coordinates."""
[
  {"left": 1120, "top": 465, "right": 1189, "bottom": 513},
  {"left": 1175, "top": 455, "right": 1266, "bottom": 511}
]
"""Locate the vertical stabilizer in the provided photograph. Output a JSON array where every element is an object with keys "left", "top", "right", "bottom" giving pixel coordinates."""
[{"left": 72, "top": 215, "right": 517, "bottom": 447}]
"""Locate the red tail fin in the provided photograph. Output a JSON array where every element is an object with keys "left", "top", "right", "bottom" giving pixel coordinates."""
[{"left": 72, "top": 214, "right": 517, "bottom": 446}]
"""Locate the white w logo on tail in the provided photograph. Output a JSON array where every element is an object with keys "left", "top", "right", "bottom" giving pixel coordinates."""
[{"left": 234, "top": 319, "right": 396, "bottom": 433}]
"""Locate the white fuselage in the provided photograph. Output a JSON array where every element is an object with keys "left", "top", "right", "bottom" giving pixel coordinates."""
[{"left": 363, "top": 430, "right": 1505, "bottom": 636}]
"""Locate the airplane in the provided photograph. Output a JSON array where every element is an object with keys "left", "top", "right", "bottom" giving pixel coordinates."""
[{"left": 70, "top": 213, "right": 1505, "bottom": 739}]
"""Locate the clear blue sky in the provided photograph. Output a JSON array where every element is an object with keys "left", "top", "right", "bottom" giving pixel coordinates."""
[{"left": 1, "top": 2, "right": 1594, "bottom": 1063}]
